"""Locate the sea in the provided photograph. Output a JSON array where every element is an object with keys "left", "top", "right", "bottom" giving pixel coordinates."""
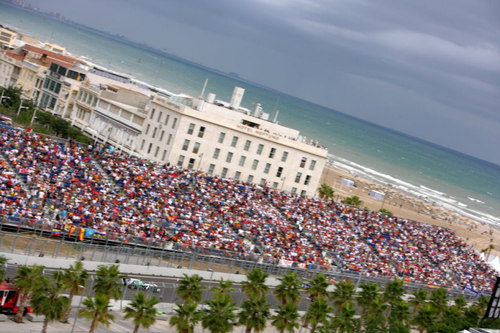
[{"left": 1, "top": 3, "right": 499, "bottom": 227}]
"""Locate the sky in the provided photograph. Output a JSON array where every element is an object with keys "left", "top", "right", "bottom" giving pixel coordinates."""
[{"left": 20, "top": 0, "right": 500, "bottom": 164}]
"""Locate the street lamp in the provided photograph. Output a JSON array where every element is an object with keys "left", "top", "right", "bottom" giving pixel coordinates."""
[
  {"left": 0, "top": 90, "right": 10, "bottom": 104},
  {"left": 17, "top": 99, "right": 29, "bottom": 116}
]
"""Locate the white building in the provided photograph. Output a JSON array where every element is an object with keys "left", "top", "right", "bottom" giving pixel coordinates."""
[{"left": 137, "top": 88, "right": 327, "bottom": 196}]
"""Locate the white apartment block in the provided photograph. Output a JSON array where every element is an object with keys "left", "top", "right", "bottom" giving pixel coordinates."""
[{"left": 137, "top": 89, "right": 327, "bottom": 196}]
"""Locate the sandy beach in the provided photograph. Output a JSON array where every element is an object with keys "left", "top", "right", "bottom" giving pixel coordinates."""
[{"left": 320, "top": 164, "right": 499, "bottom": 257}]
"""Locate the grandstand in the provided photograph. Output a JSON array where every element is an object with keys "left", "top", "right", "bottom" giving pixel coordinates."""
[{"left": 0, "top": 126, "right": 495, "bottom": 294}]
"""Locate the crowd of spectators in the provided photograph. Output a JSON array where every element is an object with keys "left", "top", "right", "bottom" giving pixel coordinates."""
[{"left": 0, "top": 127, "right": 495, "bottom": 293}]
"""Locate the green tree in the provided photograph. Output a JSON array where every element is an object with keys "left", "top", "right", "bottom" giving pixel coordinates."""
[
  {"left": 124, "top": 291, "right": 159, "bottom": 333},
  {"left": 169, "top": 302, "right": 201, "bottom": 333},
  {"left": 363, "top": 295, "right": 388, "bottom": 333},
  {"left": 356, "top": 282, "right": 380, "bottom": 316},
  {"left": 379, "top": 208, "right": 393, "bottom": 216},
  {"left": 78, "top": 294, "right": 115, "bottom": 333},
  {"left": 30, "top": 271, "right": 69, "bottom": 333},
  {"left": 14, "top": 264, "right": 45, "bottom": 323},
  {"left": 242, "top": 268, "right": 269, "bottom": 299},
  {"left": 331, "top": 280, "right": 356, "bottom": 313},
  {"left": 342, "top": 196, "right": 362, "bottom": 207},
  {"left": 383, "top": 278, "right": 405, "bottom": 304},
  {"left": 271, "top": 303, "right": 300, "bottom": 333},
  {"left": 178, "top": 274, "right": 205, "bottom": 304},
  {"left": 238, "top": 296, "right": 270, "bottom": 333},
  {"left": 274, "top": 272, "right": 301, "bottom": 306},
  {"left": 62, "top": 260, "right": 89, "bottom": 322},
  {"left": 93, "top": 264, "right": 123, "bottom": 302},
  {"left": 412, "top": 304, "right": 436, "bottom": 333},
  {"left": 201, "top": 293, "right": 238, "bottom": 333},
  {"left": 210, "top": 278, "right": 234, "bottom": 296},
  {"left": 388, "top": 300, "right": 411, "bottom": 333},
  {"left": 0, "top": 256, "right": 7, "bottom": 282},
  {"left": 429, "top": 287, "right": 448, "bottom": 317},
  {"left": 318, "top": 183, "right": 334, "bottom": 201},
  {"left": 329, "top": 301, "right": 360, "bottom": 333},
  {"left": 307, "top": 274, "right": 330, "bottom": 301},
  {"left": 408, "top": 289, "right": 427, "bottom": 316},
  {"left": 303, "top": 297, "right": 333, "bottom": 332}
]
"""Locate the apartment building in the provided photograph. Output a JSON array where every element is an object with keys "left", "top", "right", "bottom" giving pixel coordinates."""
[
  {"left": 0, "top": 26, "right": 18, "bottom": 48},
  {"left": 138, "top": 88, "right": 327, "bottom": 196}
]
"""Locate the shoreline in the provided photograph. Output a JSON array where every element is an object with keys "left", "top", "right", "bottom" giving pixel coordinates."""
[{"left": 320, "top": 164, "right": 499, "bottom": 258}]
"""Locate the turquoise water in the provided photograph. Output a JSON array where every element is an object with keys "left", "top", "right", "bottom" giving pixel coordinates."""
[{"left": 1, "top": 3, "right": 499, "bottom": 225}]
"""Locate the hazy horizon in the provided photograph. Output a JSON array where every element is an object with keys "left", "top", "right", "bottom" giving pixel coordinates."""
[{"left": 4, "top": 0, "right": 500, "bottom": 165}]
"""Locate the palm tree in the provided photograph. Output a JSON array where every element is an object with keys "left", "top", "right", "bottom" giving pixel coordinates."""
[
  {"left": 342, "top": 196, "right": 362, "bottom": 207},
  {"left": 242, "top": 268, "right": 269, "bottom": 299},
  {"left": 178, "top": 274, "right": 204, "bottom": 304},
  {"left": 412, "top": 303, "right": 435, "bottom": 333},
  {"left": 329, "top": 301, "right": 360, "bottom": 333},
  {"left": 383, "top": 278, "right": 405, "bottom": 305},
  {"left": 210, "top": 278, "right": 234, "bottom": 296},
  {"left": 271, "top": 303, "right": 300, "bottom": 333},
  {"left": 303, "top": 297, "right": 333, "bottom": 332},
  {"left": 408, "top": 289, "right": 427, "bottom": 316},
  {"left": 429, "top": 287, "right": 448, "bottom": 317},
  {"left": 62, "top": 260, "right": 89, "bottom": 322},
  {"left": 170, "top": 302, "right": 202, "bottom": 333},
  {"left": 201, "top": 293, "right": 238, "bottom": 333},
  {"left": 124, "top": 291, "right": 159, "bottom": 333},
  {"left": 331, "top": 280, "right": 356, "bottom": 313},
  {"left": 481, "top": 244, "right": 495, "bottom": 261},
  {"left": 318, "top": 183, "right": 334, "bottom": 201},
  {"left": 0, "top": 256, "right": 7, "bottom": 282},
  {"left": 238, "top": 296, "right": 270, "bottom": 333},
  {"left": 388, "top": 300, "right": 411, "bottom": 332},
  {"left": 79, "top": 294, "right": 115, "bottom": 333},
  {"left": 30, "top": 271, "right": 69, "bottom": 333},
  {"left": 307, "top": 274, "right": 330, "bottom": 301},
  {"left": 453, "top": 295, "right": 467, "bottom": 312},
  {"left": 356, "top": 282, "right": 380, "bottom": 316},
  {"left": 274, "top": 272, "right": 301, "bottom": 306},
  {"left": 93, "top": 264, "right": 123, "bottom": 302},
  {"left": 362, "top": 295, "right": 388, "bottom": 332},
  {"left": 14, "top": 264, "right": 45, "bottom": 323}
]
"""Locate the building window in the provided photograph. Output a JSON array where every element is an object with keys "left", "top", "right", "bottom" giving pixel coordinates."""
[
  {"left": 239, "top": 156, "right": 246, "bottom": 167},
  {"left": 150, "top": 108, "right": 155, "bottom": 120},
  {"left": 260, "top": 178, "right": 266, "bottom": 186},
  {"left": 269, "top": 148, "right": 276, "bottom": 159},
  {"left": 164, "top": 114, "right": 170, "bottom": 126},
  {"left": 152, "top": 127, "right": 157, "bottom": 139},
  {"left": 213, "top": 148, "right": 220, "bottom": 159},
  {"left": 218, "top": 132, "right": 226, "bottom": 144},
  {"left": 235, "top": 171, "right": 241, "bottom": 180},
  {"left": 300, "top": 157, "right": 307, "bottom": 168},
  {"left": 182, "top": 139, "right": 190, "bottom": 151},
  {"left": 140, "top": 139, "right": 145, "bottom": 150},
  {"left": 198, "top": 126, "right": 205, "bottom": 138},
  {"left": 244, "top": 140, "right": 251, "bottom": 151},
  {"left": 301, "top": 190, "right": 307, "bottom": 197},
  {"left": 147, "top": 143, "right": 153, "bottom": 154},
  {"left": 247, "top": 175, "right": 254, "bottom": 183},
  {"left": 281, "top": 151, "right": 289, "bottom": 162},
  {"left": 276, "top": 167, "right": 283, "bottom": 178},
  {"left": 264, "top": 163, "right": 271, "bottom": 174},
  {"left": 160, "top": 130, "right": 165, "bottom": 141},
  {"left": 162, "top": 149, "right": 167, "bottom": 161},
  {"left": 187, "top": 158, "right": 195, "bottom": 169},
  {"left": 208, "top": 164, "right": 215, "bottom": 175},
  {"left": 295, "top": 172, "right": 302, "bottom": 183},
  {"left": 221, "top": 167, "right": 228, "bottom": 178},
  {"left": 304, "top": 175, "right": 311, "bottom": 185},
  {"left": 272, "top": 182, "right": 278, "bottom": 189},
  {"left": 172, "top": 118, "right": 177, "bottom": 129},
  {"left": 231, "top": 136, "right": 239, "bottom": 147},
  {"left": 157, "top": 111, "right": 163, "bottom": 122},
  {"left": 193, "top": 142, "right": 200, "bottom": 154},
  {"left": 256, "top": 144, "right": 264, "bottom": 155},
  {"left": 226, "top": 152, "right": 233, "bottom": 163},
  {"left": 145, "top": 124, "right": 150, "bottom": 135},
  {"left": 177, "top": 155, "right": 185, "bottom": 167},
  {"left": 187, "top": 123, "right": 195, "bottom": 135},
  {"left": 291, "top": 187, "right": 297, "bottom": 193},
  {"left": 251, "top": 159, "right": 259, "bottom": 170},
  {"left": 167, "top": 134, "right": 172, "bottom": 145},
  {"left": 154, "top": 146, "right": 159, "bottom": 157},
  {"left": 309, "top": 160, "right": 317, "bottom": 171}
]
